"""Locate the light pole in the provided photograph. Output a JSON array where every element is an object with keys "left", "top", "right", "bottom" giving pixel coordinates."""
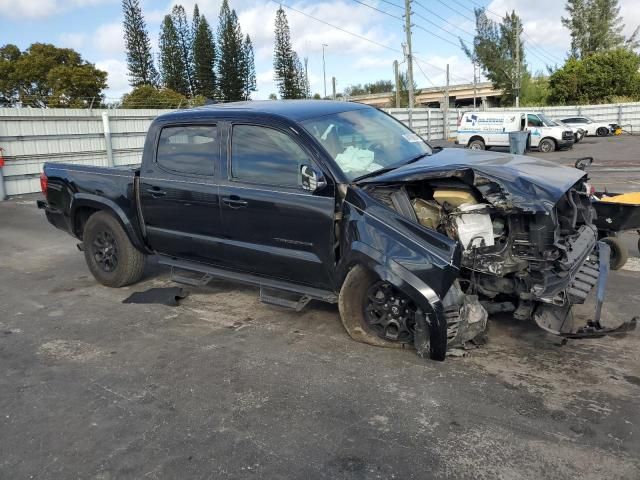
[{"left": 322, "top": 43, "right": 328, "bottom": 98}]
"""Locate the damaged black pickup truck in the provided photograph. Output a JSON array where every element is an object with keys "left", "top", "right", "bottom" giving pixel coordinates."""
[{"left": 38, "top": 101, "right": 636, "bottom": 360}]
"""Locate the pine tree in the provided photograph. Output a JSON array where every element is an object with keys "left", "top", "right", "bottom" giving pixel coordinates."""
[
  {"left": 122, "top": 0, "right": 158, "bottom": 87},
  {"left": 159, "top": 14, "right": 189, "bottom": 96},
  {"left": 562, "top": 0, "right": 639, "bottom": 58},
  {"left": 241, "top": 34, "right": 256, "bottom": 100},
  {"left": 193, "top": 15, "right": 217, "bottom": 99},
  {"left": 192, "top": 4, "right": 201, "bottom": 42},
  {"left": 171, "top": 4, "right": 195, "bottom": 96},
  {"left": 216, "top": 0, "right": 245, "bottom": 101},
  {"left": 273, "top": 6, "right": 304, "bottom": 99}
]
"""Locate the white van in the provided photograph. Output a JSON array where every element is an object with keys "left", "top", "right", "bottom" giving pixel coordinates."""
[{"left": 456, "top": 111, "right": 575, "bottom": 153}]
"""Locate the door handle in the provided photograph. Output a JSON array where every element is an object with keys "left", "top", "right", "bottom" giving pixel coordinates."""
[
  {"left": 146, "top": 187, "right": 167, "bottom": 197},
  {"left": 222, "top": 196, "right": 248, "bottom": 209}
]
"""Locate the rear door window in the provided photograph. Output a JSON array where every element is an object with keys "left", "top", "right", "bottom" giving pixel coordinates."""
[
  {"left": 230, "top": 124, "right": 309, "bottom": 187},
  {"left": 157, "top": 125, "right": 217, "bottom": 175}
]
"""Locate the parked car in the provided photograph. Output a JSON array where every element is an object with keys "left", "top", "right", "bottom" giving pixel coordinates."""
[
  {"left": 38, "top": 101, "right": 636, "bottom": 361},
  {"left": 555, "top": 120, "right": 586, "bottom": 143},
  {"left": 559, "top": 116, "right": 612, "bottom": 136},
  {"left": 457, "top": 111, "right": 574, "bottom": 153}
]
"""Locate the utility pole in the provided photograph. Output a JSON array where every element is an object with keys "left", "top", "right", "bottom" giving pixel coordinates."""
[
  {"left": 403, "top": 0, "right": 415, "bottom": 123},
  {"left": 304, "top": 57, "right": 310, "bottom": 99},
  {"left": 393, "top": 60, "right": 400, "bottom": 108},
  {"left": 332, "top": 76, "right": 336, "bottom": 100},
  {"left": 515, "top": 18, "right": 520, "bottom": 108},
  {"left": 444, "top": 64, "right": 450, "bottom": 139},
  {"left": 322, "top": 43, "right": 328, "bottom": 98},
  {"left": 473, "top": 63, "right": 478, "bottom": 109}
]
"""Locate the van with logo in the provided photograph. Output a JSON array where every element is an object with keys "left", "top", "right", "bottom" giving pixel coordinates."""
[{"left": 456, "top": 111, "right": 575, "bottom": 153}]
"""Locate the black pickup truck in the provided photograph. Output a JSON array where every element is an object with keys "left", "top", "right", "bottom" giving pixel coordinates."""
[{"left": 39, "top": 101, "right": 636, "bottom": 360}]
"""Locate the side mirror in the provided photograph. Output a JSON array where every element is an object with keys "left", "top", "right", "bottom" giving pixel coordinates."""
[
  {"left": 574, "top": 157, "right": 593, "bottom": 170},
  {"left": 301, "top": 165, "right": 327, "bottom": 192}
]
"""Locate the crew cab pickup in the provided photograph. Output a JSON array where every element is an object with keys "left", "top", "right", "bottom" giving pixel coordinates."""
[{"left": 39, "top": 101, "right": 636, "bottom": 361}]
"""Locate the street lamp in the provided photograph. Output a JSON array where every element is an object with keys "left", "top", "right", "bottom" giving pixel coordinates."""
[{"left": 322, "top": 43, "right": 328, "bottom": 98}]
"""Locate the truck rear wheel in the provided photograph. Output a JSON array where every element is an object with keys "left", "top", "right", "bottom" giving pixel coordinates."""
[
  {"left": 339, "top": 265, "right": 415, "bottom": 349},
  {"left": 83, "top": 211, "right": 146, "bottom": 287}
]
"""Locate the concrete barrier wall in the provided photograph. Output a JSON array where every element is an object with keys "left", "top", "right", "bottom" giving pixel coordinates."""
[{"left": 2, "top": 101, "right": 639, "bottom": 196}]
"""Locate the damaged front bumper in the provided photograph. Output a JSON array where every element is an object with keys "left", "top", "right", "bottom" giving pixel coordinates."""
[{"left": 534, "top": 241, "right": 638, "bottom": 338}]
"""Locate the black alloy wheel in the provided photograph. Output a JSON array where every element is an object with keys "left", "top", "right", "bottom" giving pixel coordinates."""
[
  {"left": 92, "top": 230, "right": 119, "bottom": 273},
  {"left": 363, "top": 281, "right": 416, "bottom": 343}
]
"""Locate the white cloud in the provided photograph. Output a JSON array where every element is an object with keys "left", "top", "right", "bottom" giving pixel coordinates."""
[
  {"left": 59, "top": 32, "right": 87, "bottom": 50},
  {"left": 0, "top": 0, "right": 115, "bottom": 19},
  {"left": 96, "top": 58, "right": 130, "bottom": 98},
  {"left": 93, "top": 22, "right": 125, "bottom": 56}
]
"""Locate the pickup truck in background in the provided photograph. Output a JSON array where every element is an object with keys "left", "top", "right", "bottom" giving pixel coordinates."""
[{"left": 38, "top": 101, "right": 636, "bottom": 361}]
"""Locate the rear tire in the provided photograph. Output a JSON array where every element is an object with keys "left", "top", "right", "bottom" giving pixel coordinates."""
[
  {"left": 602, "top": 236, "right": 628, "bottom": 270},
  {"left": 338, "top": 265, "right": 413, "bottom": 349},
  {"left": 468, "top": 139, "right": 485, "bottom": 150},
  {"left": 538, "top": 138, "right": 556, "bottom": 153},
  {"left": 596, "top": 127, "right": 609, "bottom": 137},
  {"left": 83, "top": 211, "right": 146, "bottom": 287}
]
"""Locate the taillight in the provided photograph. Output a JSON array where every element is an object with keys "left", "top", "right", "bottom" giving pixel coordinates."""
[{"left": 40, "top": 172, "right": 48, "bottom": 196}]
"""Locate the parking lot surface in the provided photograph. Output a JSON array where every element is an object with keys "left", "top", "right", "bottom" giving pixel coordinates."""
[{"left": 1, "top": 136, "right": 640, "bottom": 479}]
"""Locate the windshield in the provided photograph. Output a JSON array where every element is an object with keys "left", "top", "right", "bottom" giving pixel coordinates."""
[
  {"left": 301, "top": 108, "right": 432, "bottom": 181},
  {"left": 538, "top": 113, "right": 560, "bottom": 127}
]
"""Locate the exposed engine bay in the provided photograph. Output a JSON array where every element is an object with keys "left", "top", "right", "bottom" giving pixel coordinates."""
[{"left": 365, "top": 175, "right": 631, "bottom": 349}]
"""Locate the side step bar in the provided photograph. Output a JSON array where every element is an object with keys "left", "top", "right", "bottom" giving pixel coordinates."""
[{"left": 159, "top": 256, "right": 338, "bottom": 305}]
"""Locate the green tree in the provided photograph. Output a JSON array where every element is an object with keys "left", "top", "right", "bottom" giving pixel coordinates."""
[
  {"left": 461, "top": 8, "right": 526, "bottom": 105},
  {"left": 241, "top": 34, "right": 256, "bottom": 100},
  {"left": 121, "top": 84, "right": 186, "bottom": 108},
  {"left": 0, "top": 44, "right": 22, "bottom": 104},
  {"left": 268, "top": 93, "right": 278, "bottom": 100},
  {"left": 171, "top": 4, "right": 195, "bottom": 95},
  {"left": 0, "top": 43, "right": 107, "bottom": 107},
  {"left": 122, "top": 0, "right": 158, "bottom": 87},
  {"left": 549, "top": 48, "right": 640, "bottom": 104},
  {"left": 273, "top": 6, "right": 305, "bottom": 99},
  {"left": 345, "top": 79, "right": 394, "bottom": 96},
  {"left": 562, "top": 0, "right": 639, "bottom": 59},
  {"left": 159, "top": 15, "right": 189, "bottom": 96},
  {"left": 216, "top": 0, "right": 245, "bottom": 101},
  {"left": 193, "top": 15, "right": 216, "bottom": 99},
  {"left": 398, "top": 71, "right": 418, "bottom": 107}
]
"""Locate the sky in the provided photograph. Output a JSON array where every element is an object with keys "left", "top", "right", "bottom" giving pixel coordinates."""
[{"left": 1, "top": 0, "right": 639, "bottom": 100}]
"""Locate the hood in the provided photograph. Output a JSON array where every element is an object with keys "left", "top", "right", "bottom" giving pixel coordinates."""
[{"left": 358, "top": 148, "right": 586, "bottom": 213}]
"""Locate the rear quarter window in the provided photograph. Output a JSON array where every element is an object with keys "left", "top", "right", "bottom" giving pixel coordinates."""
[{"left": 156, "top": 125, "right": 217, "bottom": 175}]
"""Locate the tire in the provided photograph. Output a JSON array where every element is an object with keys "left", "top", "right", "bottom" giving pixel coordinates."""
[
  {"left": 596, "top": 127, "right": 609, "bottom": 137},
  {"left": 338, "top": 265, "right": 413, "bottom": 349},
  {"left": 538, "top": 138, "right": 556, "bottom": 153},
  {"left": 602, "top": 236, "right": 628, "bottom": 270},
  {"left": 468, "top": 139, "right": 485, "bottom": 150},
  {"left": 83, "top": 211, "right": 146, "bottom": 287}
]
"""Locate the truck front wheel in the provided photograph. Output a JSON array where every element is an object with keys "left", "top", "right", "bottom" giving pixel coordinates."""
[
  {"left": 83, "top": 211, "right": 146, "bottom": 287},
  {"left": 338, "top": 265, "right": 415, "bottom": 349},
  {"left": 538, "top": 138, "right": 556, "bottom": 153}
]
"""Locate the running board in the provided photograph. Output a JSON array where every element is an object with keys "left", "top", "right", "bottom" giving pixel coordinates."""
[
  {"left": 159, "top": 256, "right": 338, "bottom": 304},
  {"left": 260, "top": 287, "right": 311, "bottom": 312}
]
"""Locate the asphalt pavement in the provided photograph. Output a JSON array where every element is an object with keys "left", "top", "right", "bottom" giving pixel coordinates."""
[{"left": 1, "top": 137, "right": 639, "bottom": 479}]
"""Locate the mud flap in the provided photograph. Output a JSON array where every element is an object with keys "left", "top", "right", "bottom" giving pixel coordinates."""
[{"left": 534, "top": 241, "right": 638, "bottom": 338}]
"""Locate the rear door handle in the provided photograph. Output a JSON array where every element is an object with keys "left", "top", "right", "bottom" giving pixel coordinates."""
[
  {"left": 222, "top": 196, "right": 248, "bottom": 209},
  {"left": 146, "top": 187, "right": 167, "bottom": 197}
]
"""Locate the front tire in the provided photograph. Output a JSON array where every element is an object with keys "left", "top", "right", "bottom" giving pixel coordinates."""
[
  {"left": 596, "top": 127, "right": 609, "bottom": 137},
  {"left": 83, "top": 211, "right": 146, "bottom": 287},
  {"left": 538, "top": 138, "right": 556, "bottom": 153},
  {"left": 338, "top": 266, "right": 415, "bottom": 349}
]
